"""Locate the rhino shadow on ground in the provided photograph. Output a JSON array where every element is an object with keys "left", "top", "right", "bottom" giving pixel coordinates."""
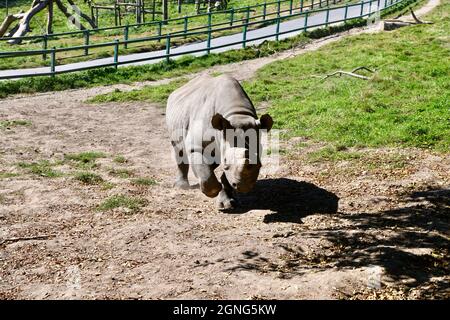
[
  {"left": 230, "top": 178, "right": 339, "bottom": 223},
  {"left": 229, "top": 187, "right": 450, "bottom": 297}
]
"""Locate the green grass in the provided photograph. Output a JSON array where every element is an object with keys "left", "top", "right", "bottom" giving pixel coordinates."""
[
  {"left": 97, "top": 194, "right": 147, "bottom": 212},
  {"left": 74, "top": 172, "right": 104, "bottom": 184},
  {"left": 64, "top": 151, "right": 106, "bottom": 169},
  {"left": 113, "top": 155, "right": 127, "bottom": 164},
  {"left": 0, "top": 120, "right": 31, "bottom": 128},
  {"left": 17, "top": 160, "right": 62, "bottom": 178},
  {"left": 243, "top": 4, "right": 450, "bottom": 151},
  {"left": 132, "top": 177, "right": 158, "bottom": 186}
]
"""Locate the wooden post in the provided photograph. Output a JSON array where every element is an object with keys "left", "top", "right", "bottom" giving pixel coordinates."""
[
  {"left": 162, "top": 0, "right": 168, "bottom": 23},
  {"left": 114, "top": 3, "right": 118, "bottom": 26},
  {"left": 152, "top": 0, "right": 156, "bottom": 21}
]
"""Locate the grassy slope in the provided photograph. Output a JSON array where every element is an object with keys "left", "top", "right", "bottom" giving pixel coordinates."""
[
  {"left": 0, "top": 0, "right": 419, "bottom": 97},
  {"left": 244, "top": 4, "right": 449, "bottom": 151},
  {"left": 89, "top": 3, "right": 450, "bottom": 152}
]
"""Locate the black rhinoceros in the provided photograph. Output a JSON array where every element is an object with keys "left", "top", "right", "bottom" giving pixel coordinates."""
[{"left": 166, "top": 74, "right": 273, "bottom": 209}]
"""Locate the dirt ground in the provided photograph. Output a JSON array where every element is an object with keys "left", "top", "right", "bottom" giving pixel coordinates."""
[{"left": 0, "top": 0, "right": 448, "bottom": 300}]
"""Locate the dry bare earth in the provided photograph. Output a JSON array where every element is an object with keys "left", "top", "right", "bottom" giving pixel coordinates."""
[{"left": 0, "top": 0, "right": 448, "bottom": 300}]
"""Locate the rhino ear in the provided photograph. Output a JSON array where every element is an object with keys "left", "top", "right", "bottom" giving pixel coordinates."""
[
  {"left": 259, "top": 114, "right": 273, "bottom": 131},
  {"left": 211, "top": 113, "right": 231, "bottom": 131}
]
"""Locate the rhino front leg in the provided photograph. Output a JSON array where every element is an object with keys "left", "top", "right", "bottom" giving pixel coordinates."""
[
  {"left": 191, "top": 162, "right": 222, "bottom": 198},
  {"left": 171, "top": 141, "right": 190, "bottom": 189},
  {"left": 216, "top": 173, "right": 238, "bottom": 210},
  {"left": 174, "top": 163, "right": 190, "bottom": 189}
]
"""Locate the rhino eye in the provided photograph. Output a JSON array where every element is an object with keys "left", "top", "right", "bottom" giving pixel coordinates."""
[{"left": 224, "top": 165, "right": 230, "bottom": 170}]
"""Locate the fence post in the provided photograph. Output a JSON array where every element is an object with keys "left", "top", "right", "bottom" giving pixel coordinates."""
[
  {"left": 304, "top": 11, "right": 308, "bottom": 32},
  {"left": 184, "top": 16, "right": 188, "bottom": 38},
  {"left": 158, "top": 21, "right": 162, "bottom": 42},
  {"left": 124, "top": 24, "right": 129, "bottom": 49},
  {"left": 311, "top": 0, "right": 314, "bottom": 10},
  {"left": 42, "top": 35, "right": 48, "bottom": 60},
  {"left": 275, "top": 16, "right": 280, "bottom": 41},
  {"left": 300, "top": 0, "right": 304, "bottom": 12},
  {"left": 277, "top": 0, "right": 281, "bottom": 17},
  {"left": 360, "top": 1, "right": 364, "bottom": 16},
  {"left": 166, "top": 34, "right": 171, "bottom": 63},
  {"left": 325, "top": 8, "right": 329, "bottom": 27},
  {"left": 114, "top": 39, "right": 119, "bottom": 69},
  {"left": 263, "top": 2, "right": 267, "bottom": 20},
  {"left": 242, "top": 23, "right": 247, "bottom": 48},
  {"left": 344, "top": 3, "right": 348, "bottom": 22},
  {"left": 246, "top": 6, "right": 250, "bottom": 25},
  {"left": 207, "top": 12, "right": 212, "bottom": 54},
  {"left": 50, "top": 47, "right": 56, "bottom": 77},
  {"left": 84, "top": 30, "right": 89, "bottom": 56},
  {"left": 230, "top": 8, "right": 235, "bottom": 26},
  {"left": 289, "top": 0, "right": 293, "bottom": 14}
]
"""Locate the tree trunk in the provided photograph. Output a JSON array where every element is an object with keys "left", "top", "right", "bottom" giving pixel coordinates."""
[
  {"left": 162, "top": 0, "right": 168, "bottom": 21},
  {"left": 0, "top": 14, "right": 21, "bottom": 37},
  {"left": 7, "top": 0, "right": 50, "bottom": 44},
  {"left": 47, "top": 0, "right": 54, "bottom": 34}
]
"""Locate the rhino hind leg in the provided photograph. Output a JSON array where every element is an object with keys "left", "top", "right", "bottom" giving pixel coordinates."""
[{"left": 217, "top": 173, "right": 239, "bottom": 210}]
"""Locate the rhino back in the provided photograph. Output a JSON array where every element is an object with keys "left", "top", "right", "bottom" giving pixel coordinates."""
[{"left": 166, "top": 74, "right": 257, "bottom": 142}]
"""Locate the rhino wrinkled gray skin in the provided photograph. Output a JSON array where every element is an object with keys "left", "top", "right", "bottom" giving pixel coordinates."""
[{"left": 166, "top": 74, "right": 273, "bottom": 210}]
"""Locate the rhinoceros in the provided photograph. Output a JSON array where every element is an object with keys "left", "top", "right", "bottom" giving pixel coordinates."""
[{"left": 166, "top": 74, "right": 273, "bottom": 209}]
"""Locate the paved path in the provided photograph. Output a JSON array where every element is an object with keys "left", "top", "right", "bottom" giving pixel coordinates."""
[{"left": 0, "top": 1, "right": 391, "bottom": 79}]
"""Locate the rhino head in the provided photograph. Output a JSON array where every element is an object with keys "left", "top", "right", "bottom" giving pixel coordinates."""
[{"left": 211, "top": 113, "right": 273, "bottom": 193}]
